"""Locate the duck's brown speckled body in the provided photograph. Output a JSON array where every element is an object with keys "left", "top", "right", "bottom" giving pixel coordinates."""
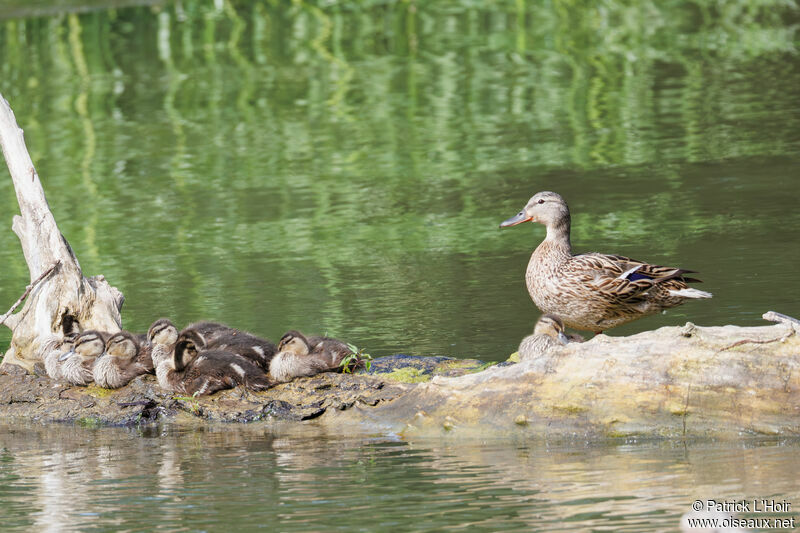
[
  {"left": 60, "top": 330, "right": 109, "bottom": 386},
  {"left": 518, "top": 314, "right": 576, "bottom": 361},
  {"left": 147, "top": 318, "right": 179, "bottom": 368},
  {"left": 43, "top": 333, "right": 78, "bottom": 381},
  {"left": 93, "top": 331, "right": 152, "bottom": 389},
  {"left": 501, "top": 191, "right": 712, "bottom": 333},
  {"left": 182, "top": 321, "right": 276, "bottom": 371},
  {"left": 156, "top": 330, "right": 273, "bottom": 396},
  {"left": 269, "top": 330, "right": 354, "bottom": 383}
]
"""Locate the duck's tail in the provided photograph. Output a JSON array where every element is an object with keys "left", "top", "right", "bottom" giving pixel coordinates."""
[{"left": 669, "top": 288, "right": 713, "bottom": 299}]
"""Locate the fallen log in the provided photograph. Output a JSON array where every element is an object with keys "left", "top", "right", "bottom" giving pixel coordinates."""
[
  {"left": 0, "top": 319, "right": 798, "bottom": 439},
  {"left": 373, "top": 319, "right": 800, "bottom": 438},
  {"left": 2, "top": 93, "right": 799, "bottom": 439}
]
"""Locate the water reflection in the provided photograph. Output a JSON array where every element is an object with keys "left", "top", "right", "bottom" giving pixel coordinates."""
[
  {"left": 0, "top": 423, "right": 798, "bottom": 531},
  {"left": 0, "top": 1, "right": 798, "bottom": 362}
]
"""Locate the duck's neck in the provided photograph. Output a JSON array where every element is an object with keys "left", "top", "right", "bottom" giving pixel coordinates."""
[{"left": 543, "top": 215, "right": 572, "bottom": 253}]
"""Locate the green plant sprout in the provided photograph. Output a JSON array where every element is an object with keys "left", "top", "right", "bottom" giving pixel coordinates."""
[
  {"left": 173, "top": 391, "right": 201, "bottom": 414},
  {"left": 340, "top": 343, "right": 372, "bottom": 373}
]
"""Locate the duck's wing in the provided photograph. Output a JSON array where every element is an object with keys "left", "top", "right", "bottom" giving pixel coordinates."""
[
  {"left": 209, "top": 335, "right": 277, "bottom": 371},
  {"left": 135, "top": 343, "right": 155, "bottom": 374},
  {"left": 305, "top": 336, "right": 356, "bottom": 370},
  {"left": 183, "top": 368, "right": 237, "bottom": 396},
  {"left": 569, "top": 253, "right": 701, "bottom": 301}
]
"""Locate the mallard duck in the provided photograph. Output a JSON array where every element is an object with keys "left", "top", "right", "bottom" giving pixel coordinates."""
[
  {"left": 181, "top": 321, "right": 276, "bottom": 371},
  {"left": 156, "top": 330, "right": 273, "bottom": 396},
  {"left": 500, "top": 191, "right": 712, "bottom": 333},
  {"left": 147, "top": 318, "right": 179, "bottom": 368},
  {"left": 58, "top": 330, "right": 109, "bottom": 385},
  {"left": 518, "top": 314, "right": 576, "bottom": 361},
  {"left": 93, "top": 332, "right": 152, "bottom": 389},
  {"left": 269, "top": 330, "right": 354, "bottom": 383}
]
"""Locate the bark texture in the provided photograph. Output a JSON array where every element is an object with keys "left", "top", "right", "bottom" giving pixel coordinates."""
[
  {"left": 0, "top": 93, "right": 123, "bottom": 373},
  {"left": 376, "top": 320, "right": 800, "bottom": 438}
]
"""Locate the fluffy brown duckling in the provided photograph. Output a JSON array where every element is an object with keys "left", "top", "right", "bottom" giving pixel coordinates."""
[
  {"left": 156, "top": 330, "right": 274, "bottom": 396},
  {"left": 59, "top": 330, "right": 109, "bottom": 386},
  {"left": 518, "top": 314, "right": 582, "bottom": 361},
  {"left": 269, "top": 330, "right": 355, "bottom": 383},
  {"left": 147, "top": 318, "right": 179, "bottom": 368},
  {"left": 180, "top": 321, "right": 276, "bottom": 371},
  {"left": 92, "top": 332, "right": 153, "bottom": 389},
  {"left": 43, "top": 332, "right": 78, "bottom": 381}
]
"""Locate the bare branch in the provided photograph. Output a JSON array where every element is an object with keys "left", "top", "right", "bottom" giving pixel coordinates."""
[
  {"left": 763, "top": 311, "right": 800, "bottom": 326},
  {"left": 0, "top": 261, "right": 61, "bottom": 329}
]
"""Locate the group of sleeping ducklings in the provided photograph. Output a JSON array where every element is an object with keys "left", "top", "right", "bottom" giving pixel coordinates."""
[
  {"left": 506, "top": 191, "right": 711, "bottom": 361},
  {"left": 43, "top": 319, "right": 359, "bottom": 396}
]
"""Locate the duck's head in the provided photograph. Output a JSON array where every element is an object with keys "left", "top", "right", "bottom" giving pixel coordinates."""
[
  {"left": 104, "top": 331, "right": 139, "bottom": 363},
  {"left": 173, "top": 330, "right": 204, "bottom": 371},
  {"left": 148, "top": 318, "right": 178, "bottom": 346},
  {"left": 60, "top": 330, "right": 106, "bottom": 362},
  {"left": 533, "top": 314, "right": 570, "bottom": 345},
  {"left": 500, "top": 191, "right": 570, "bottom": 229},
  {"left": 60, "top": 332, "right": 79, "bottom": 350},
  {"left": 277, "top": 330, "right": 310, "bottom": 356}
]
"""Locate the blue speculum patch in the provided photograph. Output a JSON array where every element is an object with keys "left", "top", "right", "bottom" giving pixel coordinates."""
[{"left": 627, "top": 272, "right": 653, "bottom": 282}]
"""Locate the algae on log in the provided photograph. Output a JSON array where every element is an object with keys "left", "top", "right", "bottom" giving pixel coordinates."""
[{"left": 0, "top": 93, "right": 123, "bottom": 373}]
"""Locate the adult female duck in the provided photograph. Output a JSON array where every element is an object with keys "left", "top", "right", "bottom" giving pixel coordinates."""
[{"left": 500, "top": 191, "right": 712, "bottom": 333}]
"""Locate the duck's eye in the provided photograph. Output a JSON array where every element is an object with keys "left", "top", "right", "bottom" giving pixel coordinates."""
[{"left": 537, "top": 199, "right": 545, "bottom": 204}]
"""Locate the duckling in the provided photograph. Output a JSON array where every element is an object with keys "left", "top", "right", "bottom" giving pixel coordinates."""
[
  {"left": 180, "top": 321, "right": 276, "bottom": 371},
  {"left": 92, "top": 332, "right": 153, "bottom": 389},
  {"left": 269, "top": 330, "right": 355, "bottom": 383},
  {"left": 148, "top": 318, "right": 179, "bottom": 368},
  {"left": 500, "top": 191, "right": 712, "bottom": 333},
  {"left": 182, "top": 321, "right": 238, "bottom": 343},
  {"left": 156, "top": 330, "right": 273, "bottom": 396},
  {"left": 43, "top": 332, "right": 78, "bottom": 381},
  {"left": 518, "top": 314, "right": 573, "bottom": 361},
  {"left": 59, "top": 330, "right": 109, "bottom": 386}
]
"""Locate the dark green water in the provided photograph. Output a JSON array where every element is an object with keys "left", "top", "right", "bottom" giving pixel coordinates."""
[{"left": 1, "top": 1, "right": 799, "bottom": 530}]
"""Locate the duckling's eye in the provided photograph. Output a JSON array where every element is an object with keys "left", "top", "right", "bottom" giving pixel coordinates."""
[{"left": 537, "top": 199, "right": 545, "bottom": 204}]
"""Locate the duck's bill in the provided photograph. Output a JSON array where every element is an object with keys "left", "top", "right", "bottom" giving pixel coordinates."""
[
  {"left": 499, "top": 212, "right": 532, "bottom": 228},
  {"left": 58, "top": 350, "right": 75, "bottom": 362},
  {"left": 557, "top": 332, "right": 570, "bottom": 345}
]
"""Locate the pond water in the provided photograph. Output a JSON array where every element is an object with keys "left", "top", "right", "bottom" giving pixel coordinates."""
[
  {"left": 1, "top": 0, "right": 798, "bottom": 361},
  {"left": 1, "top": 1, "right": 799, "bottom": 531},
  {"left": 0, "top": 423, "right": 799, "bottom": 532}
]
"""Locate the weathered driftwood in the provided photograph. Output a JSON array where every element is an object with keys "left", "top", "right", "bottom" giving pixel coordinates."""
[
  {"left": 369, "top": 320, "right": 800, "bottom": 438},
  {"left": 0, "top": 93, "right": 123, "bottom": 373}
]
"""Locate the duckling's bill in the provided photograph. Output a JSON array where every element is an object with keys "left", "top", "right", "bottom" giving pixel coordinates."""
[{"left": 58, "top": 350, "right": 75, "bottom": 362}]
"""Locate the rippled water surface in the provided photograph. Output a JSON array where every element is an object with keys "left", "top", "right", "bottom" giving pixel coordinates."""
[
  {"left": 1, "top": 0, "right": 799, "bottom": 361},
  {"left": 0, "top": 423, "right": 799, "bottom": 532},
  {"left": 1, "top": 1, "right": 799, "bottom": 531}
]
